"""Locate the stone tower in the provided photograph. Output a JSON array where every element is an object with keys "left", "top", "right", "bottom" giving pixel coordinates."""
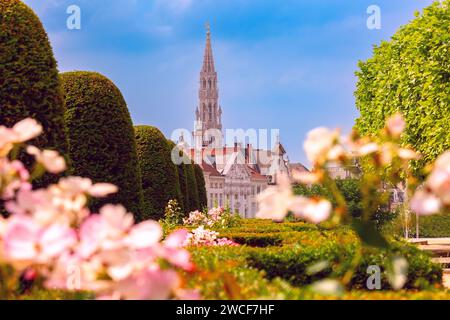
[{"left": 194, "top": 24, "right": 223, "bottom": 148}]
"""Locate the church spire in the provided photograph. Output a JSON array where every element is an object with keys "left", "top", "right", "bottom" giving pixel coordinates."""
[
  {"left": 195, "top": 23, "right": 222, "bottom": 147},
  {"left": 202, "top": 22, "right": 215, "bottom": 73}
]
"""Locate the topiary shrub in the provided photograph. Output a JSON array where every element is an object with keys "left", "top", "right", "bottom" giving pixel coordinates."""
[
  {"left": 167, "top": 140, "right": 188, "bottom": 214},
  {"left": 186, "top": 161, "right": 200, "bottom": 212},
  {"left": 194, "top": 164, "right": 207, "bottom": 210},
  {"left": 60, "top": 71, "right": 144, "bottom": 219},
  {"left": 0, "top": 0, "right": 69, "bottom": 185},
  {"left": 134, "top": 126, "right": 182, "bottom": 220}
]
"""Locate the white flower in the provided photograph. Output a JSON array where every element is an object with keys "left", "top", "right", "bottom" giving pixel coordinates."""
[
  {"left": 304, "top": 127, "right": 340, "bottom": 165},
  {"left": 256, "top": 173, "right": 292, "bottom": 221},
  {"left": 292, "top": 171, "right": 320, "bottom": 185},
  {"left": 290, "top": 197, "right": 332, "bottom": 224}
]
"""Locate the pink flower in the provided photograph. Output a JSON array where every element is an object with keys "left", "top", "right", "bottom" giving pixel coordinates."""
[
  {"left": 125, "top": 220, "right": 162, "bottom": 249},
  {"left": 411, "top": 190, "right": 442, "bottom": 216},
  {"left": 12, "top": 118, "right": 43, "bottom": 143},
  {"left": 3, "top": 215, "right": 40, "bottom": 261},
  {"left": 26, "top": 146, "right": 66, "bottom": 174},
  {"left": 113, "top": 269, "right": 180, "bottom": 300},
  {"left": 38, "top": 223, "right": 77, "bottom": 260},
  {"left": 427, "top": 151, "right": 450, "bottom": 205},
  {"left": 3, "top": 215, "right": 76, "bottom": 262},
  {"left": 165, "top": 229, "right": 189, "bottom": 248},
  {"left": 89, "top": 183, "right": 119, "bottom": 197},
  {"left": 386, "top": 113, "right": 406, "bottom": 138},
  {"left": 398, "top": 148, "right": 420, "bottom": 161}
]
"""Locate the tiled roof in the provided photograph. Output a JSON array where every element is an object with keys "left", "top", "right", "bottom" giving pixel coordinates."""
[{"left": 200, "top": 161, "right": 222, "bottom": 176}]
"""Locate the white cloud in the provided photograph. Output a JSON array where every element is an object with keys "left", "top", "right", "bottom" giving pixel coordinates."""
[{"left": 156, "top": 0, "right": 193, "bottom": 14}]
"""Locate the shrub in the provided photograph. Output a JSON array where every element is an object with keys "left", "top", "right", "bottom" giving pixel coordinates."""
[
  {"left": 186, "top": 161, "right": 200, "bottom": 212},
  {"left": 194, "top": 164, "right": 208, "bottom": 209},
  {"left": 225, "top": 233, "right": 283, "bottom": 247},
  {"left": 60, "top": 71, "right": 144, "bottom": 218},
  {"left": 134, "top": 125, "right": 182, "bottom": 220},
  {"left": 167, "top": 140, "right": 188, "bottom": 213},
  {"left": 246, "top": 239, "right": 442, "bottom": 290},
  {"left": 0, "top": 0, "right": 68, "bottom": 185}
]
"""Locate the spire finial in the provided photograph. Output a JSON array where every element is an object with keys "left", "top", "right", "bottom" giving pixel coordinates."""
[{"left": 205, "top": 21, "right": 211, "bottom": 35}]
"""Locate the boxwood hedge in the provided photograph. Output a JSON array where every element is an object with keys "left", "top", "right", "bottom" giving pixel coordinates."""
[
  {"left": 0, "top": 0, "right": 68, "bottom": 186},
  {"left": 134, "top": 126, "right": 182, "bottom": 220},
  {"left": 60, "top": 71, "right": 144, "bottom": 219}
]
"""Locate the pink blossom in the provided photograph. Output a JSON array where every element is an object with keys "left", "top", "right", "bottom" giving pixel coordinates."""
[
  {"left": 113, "top": 269, "right": 180, "bottom": 300},
  {"left": 386, "top": 113, "right": 406, "bottom": 138},
  {"left": 3, "top": 215, "right": 76, "bottom": 262},
  {"left": 89, "top": 183, "right": 119, "bottom": 197},
  {"left": 26, "top": 146, "right": 66, "bottom": 174},
  {"left": 12, "top": 118, "right": 43, "bottom": 143},
  {"left": 125, "top": 220, "right": 162, "bottom": 249},
  {"left": 411, "top": 190, "right": 442, "bottom": 216}
]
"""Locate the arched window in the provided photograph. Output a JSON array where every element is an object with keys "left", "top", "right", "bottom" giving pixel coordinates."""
[
  {"left": 203, "top": 79, "right": 206, "bottom": 88},
  {"left": 208, "top": 79, "right": 212, "bottom": 89},
  {"left": 208, "top": 104, "right": 212, "bottom": 120}
]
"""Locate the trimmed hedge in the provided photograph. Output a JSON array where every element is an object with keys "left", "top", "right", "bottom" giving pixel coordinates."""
[
  {"left": 186, "top": 161, "right": 200, "bottom": 212},
  {"left": 194, "top": 164, "right": 208, "bottom": 210},
  {"left": 206, "top": 220, "right": 443, "bottom": 291},
  {"left": 134, "top": 126, "right": 182, "bottom": 220},
  {"left": 0, "top": 0, "right": 69, "bottom": 185},
  {"left": 60, "top": 72, "right": 144, "bottom": 219},
  {"left": 167, "top": 140, "right": 188, "bottom": 214}
]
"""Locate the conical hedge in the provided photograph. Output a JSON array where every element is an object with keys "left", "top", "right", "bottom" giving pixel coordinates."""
[
  {"left": 60, "top": 71, "right": 144, "bottom": 219},
  {"left": 194, "top": 164, "right": 208, "bottom": 210},
  {"left": 167, "top": 140, "right": 188, "bottom": 213},
  {"left": 134, "top": 126, "right": 182, "bottom": 220},
  {"left": 0, "top": 0, "right": 68, "bottom": 185},
  {"left": 186, "top": 160, "right": 200, "bottom": 212}
]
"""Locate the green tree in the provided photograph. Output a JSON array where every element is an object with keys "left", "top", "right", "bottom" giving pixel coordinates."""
[
  {"left": 294, "top": 179, "right": 392, "bottom": 227},
  {"left": 60, "top": 71, "right": 144, "bottom": 219},
  {"left": 134, "top": 126, "right": 182, "bottom": 220},
  {"left": 0, "top": 0, "right": 69, "bottom": 185},
  {"left": 355, "top": 0, "right": 450, "bottom": 172},
  {"left": 194, "top": 164, "right": 208, "bottom": 209}
]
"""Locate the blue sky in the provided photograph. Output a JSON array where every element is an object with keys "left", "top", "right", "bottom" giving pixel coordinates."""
[{"left": 23, "top": 0, "right": 435, "bottom": 166}]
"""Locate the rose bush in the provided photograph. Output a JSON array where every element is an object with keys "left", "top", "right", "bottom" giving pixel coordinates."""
[{"left": 0, "top": 118, "right": 197, "bottom": 300}]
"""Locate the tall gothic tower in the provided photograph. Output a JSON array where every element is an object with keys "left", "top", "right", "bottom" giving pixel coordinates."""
[{"left": 194, "top": 24, "right": 223, "bottom": 147}]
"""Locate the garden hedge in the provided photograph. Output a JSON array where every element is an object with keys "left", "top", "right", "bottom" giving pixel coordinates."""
[
  {"left": 207, "top": 220, "right": 443, "bottom": 291},
  {"left": 0, "top": 0, "right": 68, "bottom": 185},
  {"left": 186, "top": 161, "right": 200, "bottom": 212},
  {"left": 167, "top": 140, "right": 188, "bottom": 213},
  {"left": 194, "top": 164, "right": 208, "bottom": 210},
  {"left": 134, "top": 126, "right": 182, "bottom": 220},
  {"left": 60, "top": 72, "right": 144, "bottom": 219}
]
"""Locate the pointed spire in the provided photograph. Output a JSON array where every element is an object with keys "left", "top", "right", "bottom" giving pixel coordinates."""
[{"left": 202, "top": 22, "right": 215, "bottom": 73}]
